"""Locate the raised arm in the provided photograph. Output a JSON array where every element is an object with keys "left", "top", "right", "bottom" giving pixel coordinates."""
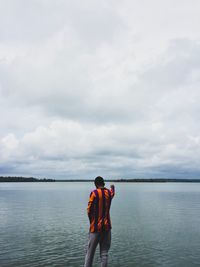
[{"left": 110, "top": 184, "right": 115, "bottom": 198}]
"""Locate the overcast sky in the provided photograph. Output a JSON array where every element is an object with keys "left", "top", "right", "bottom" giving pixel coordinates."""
[{"left": 0, "top": 0, "right": 200, "bottom": 179}]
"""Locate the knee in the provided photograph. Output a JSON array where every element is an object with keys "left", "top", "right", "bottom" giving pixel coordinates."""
[{"left": 100, "top": 251, "right": 108, "bottom": 260}]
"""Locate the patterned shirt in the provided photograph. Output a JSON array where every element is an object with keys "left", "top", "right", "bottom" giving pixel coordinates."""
[{"left": 87, "top": 186, "right": 115, "bottom": 233}]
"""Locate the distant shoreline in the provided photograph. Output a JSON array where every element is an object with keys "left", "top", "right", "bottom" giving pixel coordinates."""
[{"left": 1, "top": 176, "right": 200, "bottom": 183}]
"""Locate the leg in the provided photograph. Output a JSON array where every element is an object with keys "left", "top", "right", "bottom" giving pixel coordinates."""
[
  {"left": 99, "top": 230, "right": 111, "bottom": 267},
  {"left": 84, "top": 232, "right": 100, "bottom": 267}
]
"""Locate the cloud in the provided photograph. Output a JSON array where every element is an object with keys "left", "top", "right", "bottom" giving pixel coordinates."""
[{"left": 0, "top": 1, "right": 200, "bottom": 178}]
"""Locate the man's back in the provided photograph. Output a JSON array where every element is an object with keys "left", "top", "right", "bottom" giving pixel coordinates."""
[{"left": 87, "top": 186, "right": 115, "bottom": 233}]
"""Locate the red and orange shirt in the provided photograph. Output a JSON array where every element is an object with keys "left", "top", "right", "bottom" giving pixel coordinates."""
[{"left": 87, "top": 186, "right": 115, "bottom": 233}]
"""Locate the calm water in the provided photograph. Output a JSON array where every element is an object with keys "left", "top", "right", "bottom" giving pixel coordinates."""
[{"left": 0, "top": 182, "right": 200, "bottom": 267}]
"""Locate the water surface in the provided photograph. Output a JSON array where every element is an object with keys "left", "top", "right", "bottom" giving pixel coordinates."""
[{"left": 0, "top": 182, "right": 200, "bottom": 267}]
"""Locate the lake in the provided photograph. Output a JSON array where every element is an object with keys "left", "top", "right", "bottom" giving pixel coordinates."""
[{"left": 0, "top": 182, "right": 200, "bottom": 267}]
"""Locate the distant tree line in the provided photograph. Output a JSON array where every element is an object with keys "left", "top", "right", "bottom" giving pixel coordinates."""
[
  {"left": 106, "top": 178, "right": 200, "bottom": 183},
  {"left": 0, "top": 176, "right": 55, "bottom": 182},
  {"left": 1, "top": 176, "right": 200, "bottom": 183}
]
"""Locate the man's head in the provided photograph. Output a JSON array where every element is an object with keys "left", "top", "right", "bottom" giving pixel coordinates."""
[{"left": 94, "top": 176, "right": 105, "bottom": 188}]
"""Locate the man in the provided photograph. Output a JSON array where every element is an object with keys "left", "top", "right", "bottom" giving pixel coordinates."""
[{"left": 84, "top": 176, "right": 115, "bottom": 267}]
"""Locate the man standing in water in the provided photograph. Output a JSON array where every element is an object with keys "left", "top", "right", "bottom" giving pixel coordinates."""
[{"left": 84, "top": 176, "right": 115, "bottom": 267}]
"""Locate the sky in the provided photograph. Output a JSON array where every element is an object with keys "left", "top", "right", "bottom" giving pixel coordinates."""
[{"left": 0, "top": 0, "right": 200, "bottom": 179}]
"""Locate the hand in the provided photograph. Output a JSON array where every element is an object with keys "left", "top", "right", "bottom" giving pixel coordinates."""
[{"left": 110, "top": 184, "right": 115, "bottom": 190}]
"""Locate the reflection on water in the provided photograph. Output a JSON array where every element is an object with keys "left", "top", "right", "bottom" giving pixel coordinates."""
[{"left": 0, "top": 182, "right": 200, "bottom": 267}]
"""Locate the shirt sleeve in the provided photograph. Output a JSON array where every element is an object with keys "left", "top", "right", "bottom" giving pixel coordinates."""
[{"left": 87, "top": 191, "right": 96, "bottom": 221}]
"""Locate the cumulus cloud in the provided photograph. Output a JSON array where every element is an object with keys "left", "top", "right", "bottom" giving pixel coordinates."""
[{"left": 0, "top": 0, "right": 200, "bottom": 178}]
